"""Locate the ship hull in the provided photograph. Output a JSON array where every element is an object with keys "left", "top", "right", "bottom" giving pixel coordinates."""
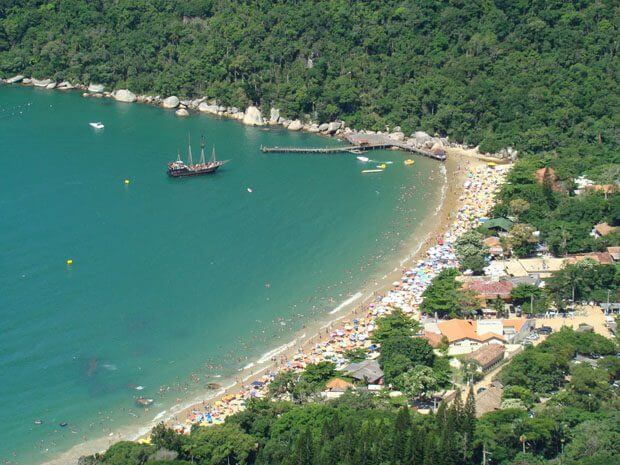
[{"left": 167, "top": 165, "right": 221, "bottom": 177}]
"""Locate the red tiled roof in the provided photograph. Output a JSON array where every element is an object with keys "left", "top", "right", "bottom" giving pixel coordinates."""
[
  {"left": 422, "top": 331, "right": 443, "bottom": 348},
  {"left": 437, "top": 319, "right": 505, "bottom": 344},
  {"left": 464, "top": 344, "right": 505, "bottom": 369},
  {"left": 467, "top": 280, "right": 514, "bottom": 299},
  {"left": 566, "top": 252, "right": 614, "bottom": 265}
]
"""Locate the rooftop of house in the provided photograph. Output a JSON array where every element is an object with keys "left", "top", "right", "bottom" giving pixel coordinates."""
[
  {"left": 422, "top": 331, "right": 444, "bottom": 348},
  {"left": 594, "top": 222, "right": 619, "bottom": 237},
  {"left": 565, "top": 251, "right": 614, "bottom": 265},
  {"left": 343, "top": 359, "right": 383, "bottom": 383},
  {"left": 429, "top": 317, "right": 529, "bottom": 345},
  {"left": 481, "top": 218, "right": 514, "bottom": 232},
  {"left": 476, "top": 384, "right": 504, "bottom": 417},
  {"left": 463, "top": 344, "right": 505, "bottom": 368},
  {"left": 466, "top": 280, "right": 514, "bottom": 299},
  {"left": 501, "top": 318, "right": 528, "bottom": 332},
  {"left": 607, "top": 246, "right": 620, "bottom": 261},
  {"left": 435, "top": 319, "right": 505, "bottom": 344},
  {"left": 325, "top": 377, "right": 355, "bottom": 392},
  {"left": 483, "top": 236, "right": 502, "bottom": 247}
]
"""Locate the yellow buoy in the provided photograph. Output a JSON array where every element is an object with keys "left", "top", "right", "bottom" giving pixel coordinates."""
[
  {"left": 404, "top": 159, "right": 415, "bottom": 166},
  {"left": 124, "top": 179, "right": 130, "bottom": 185},
  {"left": 66, "top": 259, "right": 73, "bottom": 266}
]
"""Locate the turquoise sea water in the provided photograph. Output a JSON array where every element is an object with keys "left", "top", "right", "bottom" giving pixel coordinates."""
[{"left": 0, "top": 86, "right": 443, "bottom": 463}]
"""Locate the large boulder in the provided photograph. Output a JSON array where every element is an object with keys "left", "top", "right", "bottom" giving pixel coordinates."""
[
  {"left": 242, "top": 106, "right": 264, "bottom": 126},
  {"left": 288, "top": 120, "right": 303, "bottom": 131},
  {"left": 389, "top": 131, "right": 405, "bottom": 141},
  {"left": 88, "top": 83, "right": 104, "bottom": 93},
  {"left": 32, "top": 78, "right": 53, "bottom": 87},
  {"left": 198, "top": 102, "right": 219, "bottom": 114},
  {"left": 45, "top": 82, "right": 57, "bottom": 90},
  {"left": 6, "top": 75, "right": 24, "bottom": 84},
  {"left": 57, "top": 81, "right": 74, "bottom": 90},
  {"left": 326, "top": 121, "right": 342, "bottom": 134},
  {"left": 430, "top": 141, "right": 445, "bottom": 156},
  {"left": 162, "top": 96, "right": 180, "bottom": 109},
  {"left": 318, "top": 123, "right": 329, "bottom": 132},
  {"left": 175, "top": 108, "right": 189, "bottom": 117},
  {"left": 269, "top": 108, "right": 280, "bottom": 124},
  {"left": 412, "top": 131, "right": 432, "bottom": 146},
  {"left": 114, "top": 89, "right": 137, "bottom": 103}
]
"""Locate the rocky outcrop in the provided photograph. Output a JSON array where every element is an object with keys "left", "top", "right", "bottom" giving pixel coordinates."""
[
  {"left": 269, "top": 108, "right": 280, "bottom": 124},
  {"left": 325, "top": 121, "right": 342, "bottom": 134},
  {"left": 198, "top": 102, "right": 219, "bottom": 114},
  {"left": 175, "top": 108, "right": 189, "bottom": 117},
  {"left": 6, "top": 75, "right": 24, "bottom": 84},
  {"left": 430, "top": 141, "right": 445, "bottom": 156},
  {"left": 242, "top": 106, "right": 264, "bottom": 126},
  {"left": 288, "top": 119, "right": 303, "bottom": 131},
  {"left": 113, "top": 89, "right": 137, "bottom": 103},
  {"left": 412, "top": 131, "right": 432, "bottom": 147},
  {"left": 318, "top": 123, "right": 329, "bottom": 132},
  {"left": 389, "top": 131, "right": 405, "bottom": 141},
  {"left": 45, "top": 82, "right": 57, "bottom": 90},
  {"left": 32, "top": 78, "right": 53, "bottom": 87},
  {"left": 162, "top": 96, "right": 180, "bottom": 109},
  {"left": 57, "top": 81, "right": 74, "bottom": 90},
  {"left": 88, "top": 83, "right": 104, "bottom": 93}
]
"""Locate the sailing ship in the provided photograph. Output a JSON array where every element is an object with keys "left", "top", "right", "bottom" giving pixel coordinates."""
[{"left": 167, "top": 135, "right": 227, "bottom": 177}]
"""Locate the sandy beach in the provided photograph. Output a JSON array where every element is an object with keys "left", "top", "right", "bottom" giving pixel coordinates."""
[{"left": 42, "top": 148, "right": 507, "bottom": 464}]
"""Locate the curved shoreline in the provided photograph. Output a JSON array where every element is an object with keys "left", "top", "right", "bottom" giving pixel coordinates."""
[{"left": 40, "top": 147, "right": 482, "bottom": 465}]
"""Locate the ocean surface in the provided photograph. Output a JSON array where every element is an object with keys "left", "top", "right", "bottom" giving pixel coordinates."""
[{"left": 0, "top": 86, "right": 444, "bottom": 463}]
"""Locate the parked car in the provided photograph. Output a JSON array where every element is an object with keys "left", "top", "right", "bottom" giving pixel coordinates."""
[{"left": 537, "top": 326, "right": 553, "bottom": 335}]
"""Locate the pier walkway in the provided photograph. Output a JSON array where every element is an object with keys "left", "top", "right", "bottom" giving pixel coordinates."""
[{"left": 260, "top": 132, "right": 446, "bottom": 161}]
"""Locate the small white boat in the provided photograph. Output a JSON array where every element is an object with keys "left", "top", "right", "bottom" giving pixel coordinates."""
[
  {"left": 356, "top": 156, "right": 370, "bottom": 162},
  {"left": 362, "top": 169, "right": 384, "bottom": 174},
  {"left": 89, "top": 122, "right": 104, "bottom": 129}
]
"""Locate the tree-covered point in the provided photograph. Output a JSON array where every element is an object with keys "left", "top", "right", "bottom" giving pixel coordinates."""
[{"left": 0, "top": 0, "right": 618, "bottom": 157}]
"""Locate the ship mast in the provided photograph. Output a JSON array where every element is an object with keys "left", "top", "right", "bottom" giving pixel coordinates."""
[
  {"left": 187, "top": 133, "right": 193, "bottom": 166},
  {"left": 199, "top": 135, "right": 206, "bottom": 164},
  {"left": 177, "top": 149, "right": 182, "bottom": 162},
  {"left": 211, "top": 146, "right": 217, "bottom": 162}
]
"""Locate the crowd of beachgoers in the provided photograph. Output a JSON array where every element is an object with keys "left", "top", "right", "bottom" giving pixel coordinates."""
[{"left": 168, "top": 160, "right": 509, "bottom": 434}]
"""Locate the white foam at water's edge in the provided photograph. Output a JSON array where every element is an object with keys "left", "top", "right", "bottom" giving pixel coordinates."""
[
  {"left": 328, "top": 291, "right": 363, "bottom": 314},
  {"left": 242, "top": 362, "right": 255, "bottom": 370},
  {"left": 257, "top": 340, "right": 298, "bottom": 364}
]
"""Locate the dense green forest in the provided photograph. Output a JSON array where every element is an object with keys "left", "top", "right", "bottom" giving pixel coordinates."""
[
  {"left": 81, "top": 328, "right": 619, "bottom": 465},
  {"left": 0, "top": 0, "right": 618, "bottom": 157}
]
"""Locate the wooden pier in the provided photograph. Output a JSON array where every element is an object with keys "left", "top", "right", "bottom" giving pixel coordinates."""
[{"left": 260, "top": 142, "right": 446, "bottom": 161}]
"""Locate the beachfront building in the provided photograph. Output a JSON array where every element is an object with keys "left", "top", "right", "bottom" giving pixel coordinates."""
[
  {"left": 480, "top": 217, "right": 514, "bottom": 235},
  {"left": 322, "top": 378, "right": 355, "bottom": 399},
  {"left": 423, "top": 317, "right": 533, "bottom": 356},
  {"left": 465, "top": 280, "right": 514, "bottom": 306},
  {"left": 463, "top": 344, "right": 505, "bottom": 373},
  {"left": 342, "top": 359, "right": 383, "bottom": 385}
]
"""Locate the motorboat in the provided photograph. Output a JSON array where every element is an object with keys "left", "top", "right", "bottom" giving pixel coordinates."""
[
  {"left": 356, "top": 156, "right": 370, "bottom": 162},
  {"left": 89, "top": 122, "right": 104, "bottom": 129}
]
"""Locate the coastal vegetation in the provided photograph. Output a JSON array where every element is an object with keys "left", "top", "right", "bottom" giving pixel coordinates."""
[
  {"left": 81, "top": 329, "right": 618, "bottom": 465},
  {"left": 1, "top": 0, "right": 617, "bottom": 153}
]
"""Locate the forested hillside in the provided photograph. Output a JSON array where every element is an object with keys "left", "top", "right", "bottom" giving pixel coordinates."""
[{"left": 0, "top": 0, "right": 618, "bottom": 160}]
